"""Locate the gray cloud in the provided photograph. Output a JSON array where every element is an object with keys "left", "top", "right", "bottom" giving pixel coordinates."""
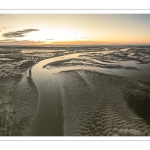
[{"left": 2, "top": 28, "right": 39, "bottom": 38}]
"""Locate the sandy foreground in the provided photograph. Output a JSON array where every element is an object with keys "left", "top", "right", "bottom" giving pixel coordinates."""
[
  {"left": 57, "top": 70, "right": 150, "bottom": 136},
  {"left": 1, "top": 68, "right": 150, "bottom": 136}
]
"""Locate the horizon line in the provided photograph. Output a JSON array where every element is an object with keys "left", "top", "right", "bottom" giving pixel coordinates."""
[{"left": 0, "top": 44, "right": 150, "bottom": 47}]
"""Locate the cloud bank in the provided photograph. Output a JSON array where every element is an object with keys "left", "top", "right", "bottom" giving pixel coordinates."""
[{"left": 2, "top": 29, "right": 39, "bottom": 38}]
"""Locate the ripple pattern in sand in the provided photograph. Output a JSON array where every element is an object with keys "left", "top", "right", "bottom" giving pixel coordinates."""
[
  {"left": 57, "top": 70, "right": 150, "bottom": 136},
  {"left": 0, "top": 74, "right": 39, "bottom": 136}
]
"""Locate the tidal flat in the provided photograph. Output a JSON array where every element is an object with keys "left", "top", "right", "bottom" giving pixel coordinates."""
[{"left": 0, "top": 45, "right": 150, "bottom": 136}]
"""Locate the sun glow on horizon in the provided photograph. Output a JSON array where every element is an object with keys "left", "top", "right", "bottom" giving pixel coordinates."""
[
  {"left": 0, "top": 14, "right": 150, "bottom": 45},
  {"left": 10, "top": 26, "right": 88, "bottom": 44}
]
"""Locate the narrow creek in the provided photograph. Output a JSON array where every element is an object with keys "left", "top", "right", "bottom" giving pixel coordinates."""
[{"left": 23, "top": 52, "right": 150, "bottom": 135}]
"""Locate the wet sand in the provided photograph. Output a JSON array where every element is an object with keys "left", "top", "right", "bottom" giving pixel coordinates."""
[
  {"left": 0, "top": 45, "right": 150, "bottom": 136},
  {"left": 29, "top": 47, "right": 150, "bottom": 136},
  {"left": 0, "top": 73, "right": 39, "bottom": 135},
  {"left": 0, "top": 47, "right": 39, "bottom": 135},
  {"left": 57, "top": 70, "right": 150, "bottom": 136}
]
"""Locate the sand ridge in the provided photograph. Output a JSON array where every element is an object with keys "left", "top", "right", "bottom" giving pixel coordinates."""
[{"left": 57, "top": 70, "right": 150, "bottom": 136}]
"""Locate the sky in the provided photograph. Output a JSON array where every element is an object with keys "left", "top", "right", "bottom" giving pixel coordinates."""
[{"left": 0, "top": 14, "right": 150, "bottom": 46}]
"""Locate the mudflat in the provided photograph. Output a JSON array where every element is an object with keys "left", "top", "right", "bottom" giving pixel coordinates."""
[{"left": 0, "top": 46, "right": 150, "bottom": 136}]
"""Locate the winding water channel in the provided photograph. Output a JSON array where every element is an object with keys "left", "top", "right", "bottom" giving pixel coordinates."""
[{"left": 23, "top": 53, "right": 150, "bottom": 135}]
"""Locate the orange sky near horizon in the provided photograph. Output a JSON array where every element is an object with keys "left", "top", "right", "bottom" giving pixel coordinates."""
[{"left": 0, "top": 14, "right": 150, "bottom": 45}]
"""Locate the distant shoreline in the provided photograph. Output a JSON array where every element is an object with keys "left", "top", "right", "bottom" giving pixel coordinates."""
[{"left": 0, "top": 44, "right": 150, "bottom": 48}]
